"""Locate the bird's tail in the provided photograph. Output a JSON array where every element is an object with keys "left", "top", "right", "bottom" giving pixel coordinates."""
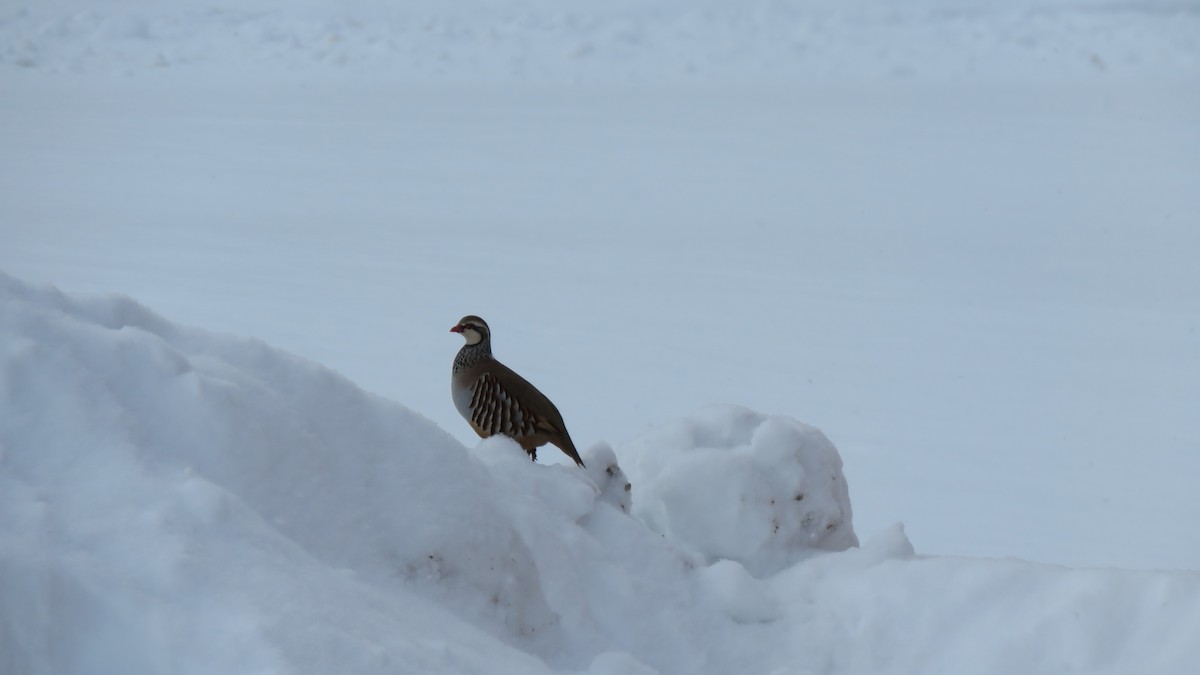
[{"left": 555, "top": 437, "right": 586, "bottom": 468}]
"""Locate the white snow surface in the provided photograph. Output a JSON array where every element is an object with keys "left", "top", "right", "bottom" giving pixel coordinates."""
[
  {"left": 2, "top": 0, "right": 1198, "bottom": 81},
  {"left": 2, "top": 273, "right": 1198, "bottom": 675},
  {"left": 622, "top": 407, "right": 857, "bottom": 576},
  {"left": 2, "top": 0, "right": 1200, "bottom": 671}
]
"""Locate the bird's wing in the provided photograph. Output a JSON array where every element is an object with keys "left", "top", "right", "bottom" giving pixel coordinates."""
[{"left": 468, "top": 370, "right": 542, "bottom": 440}]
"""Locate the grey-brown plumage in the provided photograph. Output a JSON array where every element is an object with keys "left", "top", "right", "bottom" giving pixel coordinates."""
[{"left": 450, "top": 315, "right": 585, "bottom": 467}]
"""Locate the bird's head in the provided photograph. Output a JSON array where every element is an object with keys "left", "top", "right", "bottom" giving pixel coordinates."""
[{"left": 450, "top": 315, "right": 490, "bottom": 346}]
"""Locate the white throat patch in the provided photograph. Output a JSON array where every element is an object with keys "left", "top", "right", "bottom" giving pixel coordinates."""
[{"left": 462, "top": 327, "right": 483, "bottom": 345}]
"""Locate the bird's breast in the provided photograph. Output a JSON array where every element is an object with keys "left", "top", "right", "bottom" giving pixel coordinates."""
[{"left": 451, "top": 377, "right": 475, "bottom": 422}]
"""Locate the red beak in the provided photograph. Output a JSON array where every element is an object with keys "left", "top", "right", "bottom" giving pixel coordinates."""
[{"left": 450, "top": 325, "right": 463, "bottom": 333}]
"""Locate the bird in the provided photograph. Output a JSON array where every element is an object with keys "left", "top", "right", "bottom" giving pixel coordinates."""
[{"left": 450, "top": 315, "right": 585, "bottom": 467}]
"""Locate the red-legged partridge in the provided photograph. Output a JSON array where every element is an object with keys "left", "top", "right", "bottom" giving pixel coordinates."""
[{"left": 450, "top": 315, "right": 586, "bottom": 467}]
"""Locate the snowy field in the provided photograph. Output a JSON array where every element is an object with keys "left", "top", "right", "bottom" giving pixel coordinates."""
[{"left": 3, "top": 1, "right": 1200, "bottom": 673}]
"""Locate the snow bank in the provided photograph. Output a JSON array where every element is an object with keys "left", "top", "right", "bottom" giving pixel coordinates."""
[
  {"left": 0, "top": 271, "right": 563, "bottom": 673},
  {"left": 0, "top": 271, "right": 729, "bottom": 674},
  {"left": 3, "top": 271, "right": 1200, "bottom": 675}
]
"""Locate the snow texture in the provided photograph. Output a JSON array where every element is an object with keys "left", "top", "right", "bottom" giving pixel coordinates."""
[{"left": 2, "top": 0, "right": 1198, "bottom": 81}]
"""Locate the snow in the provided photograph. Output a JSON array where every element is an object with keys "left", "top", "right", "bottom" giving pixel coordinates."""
[
  {"left": 4, "top": 76, "right": 1197, "bottom": 570},
  {"left": 3, "top": 0, "right": 1198, "bottom": 81},
  {"left": 3, "top": 272, "right": 1199, "bottom": 675},
  {"left": 2, "top": 0, "right": 1200, "bottom": 672},
  {"left": 622, "top": 407, "right": 857, "bottom": 575}
]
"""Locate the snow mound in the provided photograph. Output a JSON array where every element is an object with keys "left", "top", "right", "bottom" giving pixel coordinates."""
[
  {"left": 0, "top": 271, "right": 568, "bottom": 672},
  {"left": 4, "top": 271, "right": 1200, "bottom": 675},
  {"left": 0, "top": 271, "right": 745, "bottom": 674},
  {"left": 621, "top": 405, "right": 857, "bottom": 576}
]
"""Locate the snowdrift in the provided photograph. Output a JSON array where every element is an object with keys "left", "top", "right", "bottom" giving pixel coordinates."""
[{"left": 2, "top": 271, "right": 1198, "bottom": 675}]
